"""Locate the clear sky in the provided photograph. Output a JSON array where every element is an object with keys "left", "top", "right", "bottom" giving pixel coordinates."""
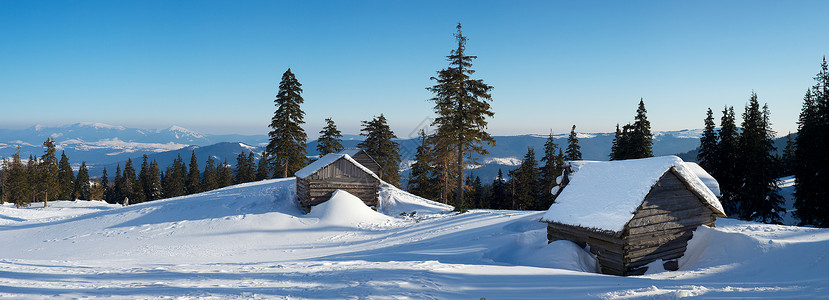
[{"left": 2, "top": 1, "right": 827, "bottom": 138}]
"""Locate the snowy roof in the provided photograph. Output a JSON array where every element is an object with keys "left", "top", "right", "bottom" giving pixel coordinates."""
[
  {"left": 337, "top": 148, "right": 363, "bottom": 157},
  {"left": 684, "top": 162, "right": 721, "bottom": 197},
  {"left": 294, "top": 153, "right": 380, "bottom": 180},
  {"left": 541, "top": 156, "right": 725, "bottom": 233}
]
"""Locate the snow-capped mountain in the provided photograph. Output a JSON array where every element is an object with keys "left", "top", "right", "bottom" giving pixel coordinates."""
[{"left": 0, "top": 123, "right": 268, "bottom": 171}]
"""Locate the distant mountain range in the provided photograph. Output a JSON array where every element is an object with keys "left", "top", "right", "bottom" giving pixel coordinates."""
[{"left": 0, "top": 123, "right": 717, "bottom": 185}]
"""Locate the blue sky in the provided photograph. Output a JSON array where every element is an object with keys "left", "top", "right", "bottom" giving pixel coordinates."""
[{"left": 1, "top": 1, "right": 827, "bottom": 137}]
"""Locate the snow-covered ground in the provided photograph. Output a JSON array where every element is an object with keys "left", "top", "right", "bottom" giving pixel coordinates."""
[{"left": 0, "top": 179, "right": 827, "bottom": 299}]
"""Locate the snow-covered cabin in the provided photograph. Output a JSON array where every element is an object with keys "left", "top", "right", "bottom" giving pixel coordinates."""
[
  {"left": 541, "top": 156, "right": 726, "bottom": 276},
  {"left": 336, "top": 149, "right": 383, "bottom": 179},
  {"left": 295, "top": 153, "right": 381, "bottom": 213}
]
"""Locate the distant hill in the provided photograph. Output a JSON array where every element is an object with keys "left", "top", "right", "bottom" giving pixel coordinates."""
[{"left": 0, "top": 123, "right": 707, "bottom": 183}]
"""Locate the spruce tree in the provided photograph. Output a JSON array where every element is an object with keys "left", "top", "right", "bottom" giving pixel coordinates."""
[
  {"left": 358, "top": 114, "right": 401, "bottom": 186},
  {"left": 781, "top": 133, "right": 795, "bottom": 176},
  {"left": 27, "top": 154, "right": 39, "bottom": 202},
  {"left": 186, "top": 151, "right": 201, "bottom": 194},
  {"left": 794, "top": 57, "right": 829, "bottom": 227},
  {"left": 4, "top": 148, "right": 30, "bottom": 207},
  {"left": 57, "top": 151, "right": 74, "bottom": 200},
  {"left": 539, "top": 131, "right": 562, "bottom": 208},
  {"left": 138, "top": 154, "right": 151, "bottom": 203},
  {"left": 247, "top": 152, "right": 256, "bottom": 179},
  {"left": 513, "top": 147, "right": 540, "bottom": 210},
  {"left": 113, "top": 164, "right": 123, "bottom": 204},
  {"left": 163, "top": 155, "right": 186, "bottom": 198},
  {"left": 101, "top": 168, "right": 111, "bottom": 203},
  {"left": 255, "top": 152, "right": 270, "bottom": 181},
  {"left": 218, "top": 159, "right": 234, "bottom": 187},
  {"left": 266, "top": 68, "right": 308, "bottom": 178},
  {"left": 122, "top": 158, "right": 144, "bottom": 204},
  {"left": 735, "top": 92, "right": 784, "bottom": 223},
  {"left": 429, "top": 134, "right": 460, "bottom": 205},
  {"left": 406, "top": 129, "right": 438, "bottom": 200},
  {"left": 235, "top": 152, "right": 255, "bottom": 184},
  {"left": 489, "top": 169, "right": 507, "bottom": 209},
  {"left": 427, "top": 23, "right": 495, "bottom": 207},
  {"left": 147, "top": 160, "right": 162, "bottom": 201},
  {"left": 610, "top": 124, "right": 622, "bottom": 160},
  {"left": 74, "top": 161, "right": 91, "bottom": 200},
  {"left": 316, "top": 118, "right": 344, "bottom": 156},
  {"left": 697, "top": 108, "right": 719, "bottom": 173},
  {"left": 565, "top": 125, "right": 582, "bottom": 161},
  {"left": 716, "top": 106, "right": 741, "bottom": 215},
  {"left": 202, "top": 156, "right": 219, "bottom": 191},
  {"left": 628, "top": 98, "right": 654, "bottom": 158},
  {"left": 39, "top": 139, "right": 59, "bottom": 203}
]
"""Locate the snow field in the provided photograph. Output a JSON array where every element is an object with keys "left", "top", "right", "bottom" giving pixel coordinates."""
[{"left": 0, "top": 178, "right": 827, "bottom": 298}]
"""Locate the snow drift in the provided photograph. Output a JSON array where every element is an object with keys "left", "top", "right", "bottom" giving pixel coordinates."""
[{"left": 0, "top": 178, "right": 827, "bottom": 298}]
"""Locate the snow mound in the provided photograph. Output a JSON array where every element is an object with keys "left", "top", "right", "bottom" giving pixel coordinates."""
[
  {"left": 308, "top": 190, "right": 394, "bottom": 227},
  {"left": 378, "top": 182, "right": 453, "bottom": 216}
]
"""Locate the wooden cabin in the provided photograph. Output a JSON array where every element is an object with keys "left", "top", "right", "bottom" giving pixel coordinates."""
[
  {"left": 541, "top": 156, "right": 726, "bottom": 276},
  {"left": 295, "top": 153, "right": 381, "bottom": 213},
  {"left": 336, "top": 149, "right": 383, "bottom": 179}
]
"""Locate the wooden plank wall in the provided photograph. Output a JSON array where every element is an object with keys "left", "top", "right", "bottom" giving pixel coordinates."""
[
  {"left": 622, "top": 170, "right": 716, "bottom": 275},
  {"left": 352, "top": 152, "right": 383, "bottom": 178}
]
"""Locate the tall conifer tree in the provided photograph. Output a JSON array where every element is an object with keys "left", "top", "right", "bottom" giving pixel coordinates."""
[
  {"left": 489, "top": 169, "right": 507, "bottom": 209},
  {"left": 427, "top": 23, "right": 495, "bottom": 207},
  {"left": 218, "top": 159, "right": 234, "bottom": 187},
  {"left": 716, "top": 106, "right": 741, "bottom": 215},
  {"left": 235, "top": 152, "right": 255, "bottom": 184},
  {"left": 186, "top": 151, "right": 201, "bottom": 194},
  {"left": 4, "top": 148, "right": 30, "bottom": 207},
  {"left": 735, "top": 93, "right": 784, "bottom": 223},
  {"left": 122, "top": 158, "right": 144, "bottom": 204},
  {"left": 113, "top": 164, "right": 123, "bottom": 204},
  {"left": 316, "top": 118, "right": 344, "bottom": 156},
  {"left": 358, "top": 114, "right": 401, "bottom": 186},
  {"left": 698, "top": 108, "right": 719, "bottom": 173},
  {"left": 407, "top": 130, "right": 438, "bottom": 199},
  {"left": 57, "top": 151, "right": 74, "bottom": 200},
  {"left": 147, "top": 160, "right": 162, "bottom": 201},
  {"left": 202, "top": 156, "right": 219, "bottom": 191},
  {"left": 101, "top": 168, "right": 111, "bottom": 203},
  {"left": 74, "top": 161, "right": 91, "bottom": 200},
  {"left": 39, "top": 139, "right": 59, "bottom": 203},
  {"left": 255, "top": 152, "right": 270, "bottom": 181},
  {"left": 512, "top": 147, "right": 540, "bottom": 210},
  {"left": 163, "top": 155, "right": 186, "bottom": 198},
  {"left": 794, "top": 57, "right": 829, "bottom": 227},
  {"left": 628, "top": 99, "right": 654, "bottom": 158},
  {"left": 539, "top": 131, "right": 562, "bottom": 208},
  {"left": 565, "top": 125, "right": 582, "bottom": 161},
  {"left": 266, "top": 68, "right": 308, "bottom": 178}
]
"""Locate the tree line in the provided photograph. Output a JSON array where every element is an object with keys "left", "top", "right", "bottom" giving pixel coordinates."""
[{"left": 0, "top": 143, "right": 270, "bottom": 207}]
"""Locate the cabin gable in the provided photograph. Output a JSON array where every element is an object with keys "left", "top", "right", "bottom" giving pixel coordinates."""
[
  {"left": 296, "top": 156, "right": 380, "bottom": 213},
  {"left": 350, "top": 151, "right": 383, "bottom": 179},
  {"left": 620, "top": 169, "right": 719, "bottom": 275}
]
